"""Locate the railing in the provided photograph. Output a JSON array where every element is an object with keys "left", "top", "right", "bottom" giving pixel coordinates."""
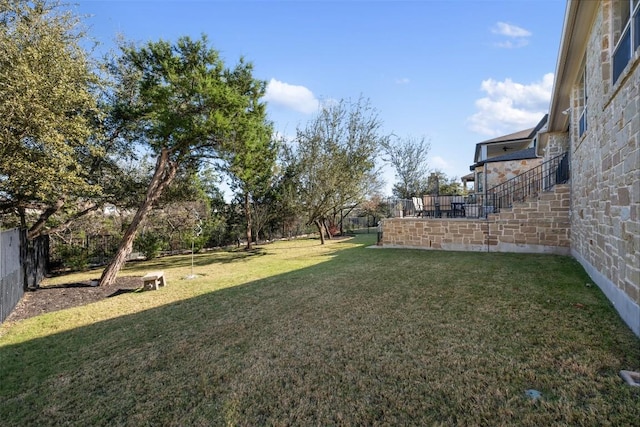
[
  {"left": 485, "top": 152, "right": 569, "bottom": 215},
  {"left": 386, "top": 195, "right": 475, "bottom": 218},
  {"left": 385, "top": 198, "right": 419, "bottom": 218}
]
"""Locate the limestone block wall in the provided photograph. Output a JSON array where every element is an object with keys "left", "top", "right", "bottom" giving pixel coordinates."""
[
  {"left": 382, "top": 184, "right": 570, "bottom": 255},
  {"left": 567, "top": 1, "right": 639, "bottom": 335},
  {"left": 485, "top": 158, "right": 543, "bottom": 189},
  {"left": 541, "top": 132, "right": 570, "bottom": 162}
]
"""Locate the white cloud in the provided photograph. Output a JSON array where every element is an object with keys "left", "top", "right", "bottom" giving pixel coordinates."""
[
  {"left": 492, "top": 22, "right": 531, "bottom": 38},
  {"left": 264, "top": 78, "right": 320, "bottom": 114},
  {"left": 467, "top": 73, "right": 554, "bottom": 137},
  {"left": 429, "top": 156, "right": 451, "bottom": 172},
  {"left": 491, "top": 22, "right": 531, "bottom": 48},
  {"left": 395, "top": 77, "right": 410, "bottom": 85},
  {"left": 494, "top": 39, "right": 529, "bottom": 49}
]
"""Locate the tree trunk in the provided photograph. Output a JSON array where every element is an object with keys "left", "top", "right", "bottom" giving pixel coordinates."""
[
  {"left": 323, "top": 218, "right": 333, "bottom": 240},
  {"left": 27, "top": 198, "right": 66, "bottom": 239},
  {"left": 99, "top": 149, "right": 178, "bottom": 286},
  {"left": 244, "top": 192, "right": 253, "bottom": 250},
  {"left": 18, "top": 206, "right": 27, "bottom": 229},
  {"left": 40, "top": 204, "right": 100, "bottom": 237},
  {"left": 315, "top": 219, "right": 325, "bottom": 245}
]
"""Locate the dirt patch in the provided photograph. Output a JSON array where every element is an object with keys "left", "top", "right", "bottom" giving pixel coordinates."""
[{"left": 5, "top": 276, "right": 143, "bottom": 323}]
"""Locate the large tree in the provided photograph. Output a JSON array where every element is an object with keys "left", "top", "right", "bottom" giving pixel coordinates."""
[
  {"left": 219, "top": 73, "right": 278, "bottom": 250},
  {"left": 0, "top": 0, "right": 105, "bottom": 237},
  {"left": 381, "top": 135, "right": 431, "bottom": 199},
  {"left": 287, "top": 98, "right": 388, "bottom": 244},
  {"left": 99, "top": 36, "right": 264, "bottom": 286}
]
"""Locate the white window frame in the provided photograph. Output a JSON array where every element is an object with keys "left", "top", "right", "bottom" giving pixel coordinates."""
[{"left": 613, "top": 0, "right": 640, "bottom": 84}]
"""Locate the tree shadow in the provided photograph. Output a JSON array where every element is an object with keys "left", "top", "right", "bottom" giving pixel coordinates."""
[
  {"left": 123, "top": 247, "right": 270, "bottom": 272},
  {"left": 33, "top": 282, "right": 98, "bottom": 289},
  {"left": 106, "top": 288, "right": 141, "bottom": 298}
]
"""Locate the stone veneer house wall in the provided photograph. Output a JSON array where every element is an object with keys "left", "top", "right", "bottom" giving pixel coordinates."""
[
  {"left": 539, "top": 0, "right": 639, "bottom": 336},
  {"left": 482, "top": 156, "right": 543, "bottom": 191}
]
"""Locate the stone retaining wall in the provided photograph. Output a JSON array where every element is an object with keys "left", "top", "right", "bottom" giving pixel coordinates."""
[{"left": 381, "top": 185, "right": 570, "bottom": 255}]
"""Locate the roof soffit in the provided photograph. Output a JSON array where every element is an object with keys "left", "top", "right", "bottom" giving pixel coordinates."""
[{"left": 548, "top": 0, "right": 599, "bottom": 131}]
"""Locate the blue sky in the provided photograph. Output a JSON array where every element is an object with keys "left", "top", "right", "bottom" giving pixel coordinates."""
[{"left": 73, "top": 0, "right": 567, "bottom": 195}]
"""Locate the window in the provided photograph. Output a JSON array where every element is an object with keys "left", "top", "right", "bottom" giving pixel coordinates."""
[
  {"left": 636, "top": 1, "right": 640, "bottom": 48},
  {"left": 477, "top": 171, "right": 483, "bottom": 192},
  {"left": 613, "top": 0, "right": 640, "bottom": 84},
  {"left": 578, "top": 65, "right": 587, "bottom": 137}
]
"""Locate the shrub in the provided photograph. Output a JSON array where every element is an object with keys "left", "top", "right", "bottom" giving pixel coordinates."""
[
  {"left": 58, "top": 245, "right": 90, "bottom": 271},
  {"left": 134, "top": 232, "right": 166, "bottom": 259}
]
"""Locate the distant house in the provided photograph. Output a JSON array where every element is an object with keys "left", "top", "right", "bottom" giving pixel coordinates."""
[
  {"left": 538, "top": 0, "right": 639, "bottom": 335},
  {"left": 470, "top": 115, "right": 548, "bottom": 194}
]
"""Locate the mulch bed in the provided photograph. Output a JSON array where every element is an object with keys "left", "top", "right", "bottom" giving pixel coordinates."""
[{"left": 5, "top": 276, "right": 144, "bottom": 323}]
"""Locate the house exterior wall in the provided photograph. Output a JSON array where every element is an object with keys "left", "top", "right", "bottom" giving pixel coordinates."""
[
  {"left": 566, "top": 1, "right": 640, "bottom": 335},
  {"left": 382, "top": 185, "right": 570, "bottom": 255},
  {"left": 540, "top": 132, "right": 570, "bottom": 162},
  {"left": 484, "top": 158, "right": 543, "bottom": 190}
]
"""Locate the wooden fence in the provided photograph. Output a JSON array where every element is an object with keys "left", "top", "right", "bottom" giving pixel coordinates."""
[
  {"left": 0, "top": 228, "right": 48, "bottom": 324},
  {"left": 0, "top": 228, "right": 22, "bottom": 324}
]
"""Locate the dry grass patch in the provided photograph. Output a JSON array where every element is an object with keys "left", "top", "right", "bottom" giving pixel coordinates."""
[{"left": 1, "top": 235, "right": 638, "bottom": 425}]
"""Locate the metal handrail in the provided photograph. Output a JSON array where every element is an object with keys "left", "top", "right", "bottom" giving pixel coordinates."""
[{"left": 486, "top": 152, "right": 569, "bottom": 214}]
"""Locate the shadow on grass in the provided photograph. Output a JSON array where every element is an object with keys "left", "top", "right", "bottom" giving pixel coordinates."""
[
  {"left": 106, "top": 288, "right": 142, "bottom": 298},
  {"left": 122, "top": 247, "right": 270, "bottom": 273},
  {"left": 33, "top": 282, "right": 98, "bottom": 289},
  {"left": 1, "top": 237, "right": 639, "bottom": 426}
]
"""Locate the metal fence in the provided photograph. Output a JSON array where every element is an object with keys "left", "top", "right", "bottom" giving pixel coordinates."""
[
  {"left": 384, "top": 153, "right": 569, "bottom": 220},
  {"left": 49, "top": 234, "right": 120, "bottom": 268},
  {"left": 487, "top": 152, "right": 569, "bottom": 214},
  {"left": 385, "top": 195, "right": 480, "bottom": 218}
]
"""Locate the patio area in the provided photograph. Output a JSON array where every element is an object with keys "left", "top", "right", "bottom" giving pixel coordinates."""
[
  {"left": 381, "top": 185, "right": 571, "bottom": 255},
  {"left": 391, "top": 195, "right": 485, "bottom": 219}
]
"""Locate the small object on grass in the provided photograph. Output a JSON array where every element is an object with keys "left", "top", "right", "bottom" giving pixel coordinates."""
[
  {"left": 585, "top": 282, "right": 592, "bottom": 287},
  {"left": 619, "top": 370, "right": 640, "bottom": 387},
  {"left": 525, "top": 389, "right": 542, "bottom": 400},
  {"left": 183, "top": 274, "right": 201, "bottom": 280},
  {"left": 89, "top": 279, "right": 99, "bottom": 287},
  {"left": 142, "top": 271, "right": 166, "bottom": 291}
]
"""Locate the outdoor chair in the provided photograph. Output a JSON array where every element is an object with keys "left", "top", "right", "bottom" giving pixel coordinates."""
[
  {"left": 451, "top": 195, "right": 466, "bottom": 217},
  {"left": 439, "top": 197, "right": 452, "bottom": 217},
  {"left": 422, "top": 195, "right": 436, "bottom": 217},
  {"left": 412, "top": 197, "right": 424, "bottom": 217}
]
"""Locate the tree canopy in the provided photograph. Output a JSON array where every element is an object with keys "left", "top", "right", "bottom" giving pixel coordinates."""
[
  {"left": 286, "top": 98, "right": 388, "bottom": 244},
  {"left": 0, "top": 0, "right": 103, "bottom": 235},
  {"left": 99, "top": 35, "right": 267, "bottom": 285},
  {"left": 382, "top": 135, "right": 431, "bottom": 199},
  {"left": 219, "top": 73, "right": 278, "bottom": 250}
]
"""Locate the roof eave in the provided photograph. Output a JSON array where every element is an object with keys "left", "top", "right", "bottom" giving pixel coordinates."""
[{"left": 548, "top": 0, "right": 599, "bottom": 132}]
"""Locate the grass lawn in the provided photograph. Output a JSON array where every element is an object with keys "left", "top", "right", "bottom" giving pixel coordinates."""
[{"left": 1, "top": 234, "right": 638, "bottom": 425}]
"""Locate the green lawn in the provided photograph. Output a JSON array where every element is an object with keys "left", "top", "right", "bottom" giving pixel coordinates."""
[{"left": 1, "top": 235, "right": 638, "bottom": 426}]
